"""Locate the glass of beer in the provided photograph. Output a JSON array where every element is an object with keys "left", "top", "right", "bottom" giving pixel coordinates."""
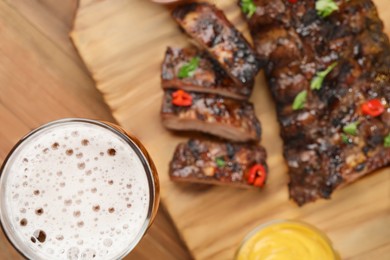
[{"left": 0, "top": 118, "right": 160, "bottom": 260}]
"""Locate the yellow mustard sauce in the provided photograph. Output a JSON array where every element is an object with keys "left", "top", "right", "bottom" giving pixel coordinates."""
[{"left": 236, "top": 221, "right": 339, "bottom": 260}]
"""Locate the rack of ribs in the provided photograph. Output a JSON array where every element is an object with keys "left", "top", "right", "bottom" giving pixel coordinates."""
[{"left": 241, "top": 0, "right": 390, "bottom": 205}]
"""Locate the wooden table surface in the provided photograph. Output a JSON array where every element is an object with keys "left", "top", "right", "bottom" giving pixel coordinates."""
[{"left": 0, "top": 0, "right": 191, "bottom": 259}]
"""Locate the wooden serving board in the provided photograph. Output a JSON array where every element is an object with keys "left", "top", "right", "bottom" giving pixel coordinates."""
[{"left": 71, "top": 1, "right": 390, "bottom": 259}]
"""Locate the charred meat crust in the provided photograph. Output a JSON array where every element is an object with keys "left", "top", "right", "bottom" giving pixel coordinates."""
[
  {"left": 161, "top": 46, "right": 253, "bottom": 99},
  {"left": 243, "top": 0, "right": 390, "bottom": 205},
  {"left": 161, "top": 90, "right": 262, "bottom": 142},
  {"left": 169, "top": 139, "right": 268, "bottom": 187},
  {"left": 172, "top": 2, "right": 264, "bottom": 88}
]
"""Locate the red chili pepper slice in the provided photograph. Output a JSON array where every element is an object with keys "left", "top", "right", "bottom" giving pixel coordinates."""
[
  {"left": 247, "top": 164, "right": 266, "bottom": 187},
  {"left": 288, "top": 0, "right": 298, "bottom": 3},
  {"left": 172, "top": 90, "right": 192, "bottom": 107},
  {"left": 361, "top": 99, "right": 384, "bottom": 117}
]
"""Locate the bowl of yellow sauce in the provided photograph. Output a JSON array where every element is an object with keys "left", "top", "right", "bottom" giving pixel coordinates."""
[{"left": 236, "top": 220, "right": 339, "bottom": 260}]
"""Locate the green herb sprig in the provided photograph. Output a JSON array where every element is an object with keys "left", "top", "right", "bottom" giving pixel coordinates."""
[
  {"left": 241, "top": 0, "right": 257, "bottom": 18},
  {"left": 215, "top": 157, "right": 226, "bottom": 168},
  {"left": 343, "top": 121, "right": 359, "bottom": 136},
  {"left": 311, "top": 62, "right": 338, "bottom": 90},
  {"left": 292, "top": 90, "right": 307, "bottom": 110},
  {"left": 384, "top": 133, "right": 390, "bottom": 148},
  {"left": 178, "top": 57, "right": 200, "bottom": 79},
  {"left": 341, "top": 133, "right": 350, "bottom": 144},
  {"left": 316, "top": 0, "right": 339, "bottom": 18}
]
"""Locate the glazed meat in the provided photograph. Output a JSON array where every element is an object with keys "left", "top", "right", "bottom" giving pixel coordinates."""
[
  {"left": 170, "top": 139, "right": 268, "bottom": 187},
  {"left": 161, "top": 47, "right": 253, "bottom": 100},
  {"left": 161, "top": 90, "right": 261, "bottom": 142},
  {"left": 242, "top": 0, "right": 390, "bottom": 205},
  {"left": 172, "top": 2, "right": 264, "bottom": 89}
]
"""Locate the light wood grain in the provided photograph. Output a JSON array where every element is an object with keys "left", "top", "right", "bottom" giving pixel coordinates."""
[
  {"left": 0, "top": 0, "right": 190, "bottom": 259},
  {"left": 71, "top": 0, "right": 390, "bottom": 259}
]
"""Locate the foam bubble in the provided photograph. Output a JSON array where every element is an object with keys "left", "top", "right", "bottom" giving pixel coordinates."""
[
  {"left": 77, "top": 221, "right": 84, "bottom": 228},
  {"left": 35, "top": 208, "right": 44, "bottom": 216},
  {"left": 103, "top": 238, "right": 112, "bottom": 247},
  {"left": 80, "top": 248, "right": 96, "bottom": 259},
  {"left": 33, "top": 229, "right": 46, "bottom": 243},
  {"left": 81, "top": 139, "right": 89, "bottom": 146},
  {"left": 107, "top": 149, "right": 116, "bottom": 156},
  {"left": 20, "top": 218, "right": 28, "bottom": 226},
  {"left": 51, "top": 142, "right": 60, "bottom": 150},
  {"left": 56, "top": 235, "right": 64, "bottom": 241},
  {"left": 78, "top": 163, "right": 86, "bottom": 170},
  {"left": 67, "top": 247, "right": 80, "bottom": 260},
  {"left": 73, "top": 211, "right": 81, "bottom": 218}
]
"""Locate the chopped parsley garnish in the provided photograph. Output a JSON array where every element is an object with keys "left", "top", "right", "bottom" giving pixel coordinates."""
[
  {"left": 384, "top": 133, "right": 390, "bottom": 148},
  {"left": 178, "top": 57, "right": 200, "bottom": 79},
  {"left": 343, "top": 121, "right": 359, "bottom": 136},
  {"left": 292, "top": 90, "right": 307, "bottom": 110},
  {"left": 215, "top": 157, "right": 226, "bottom": 168},
  {"left": 241, "top": 0, "right": 257, "bottom": 18},
  {"left": 310, "top": 62, "right": 338, "bottom": 90},
  {"left": 315, "top": 0, "right": 339, "bottom": 18},
  {"left": 341, "top": 133, "right": 350, "bottom": 144}
]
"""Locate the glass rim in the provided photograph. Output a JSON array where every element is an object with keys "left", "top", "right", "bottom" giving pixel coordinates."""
[
  {"left": 235, "top": 219, "right": 339, "bottom": 259},
  {"left": 0, "top": 118, "right": 159, "bottom": 260}
]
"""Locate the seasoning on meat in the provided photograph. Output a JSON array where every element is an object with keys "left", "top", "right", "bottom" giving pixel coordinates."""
[
  {"left": 172, "top": 2, "right": 264, "bottom": 89},
  {"left": 170, "top": 139, "right": 268, "bottom": 187},
  {"left": 161, "top": 90, "right": 262, "bottom": 142},
  {"left": 161, "top": 47, "right": 253, "bottom": 100},
  {"left": 242, "top": 0, "right": 390, "bottom": 205}
]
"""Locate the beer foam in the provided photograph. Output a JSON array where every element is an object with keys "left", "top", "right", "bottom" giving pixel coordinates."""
[{"left": 0, "top": 121, "right": 151, "bottom": 259}]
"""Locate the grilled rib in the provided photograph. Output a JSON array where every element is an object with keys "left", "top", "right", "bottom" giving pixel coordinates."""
[
  {"left": 161, "top": 46, "right": 252, "bottom": 99},
  {"left": 161, "top": 90, "right": 262, "bottom": 142},
  {"left": 170, "top": 139, "right": 268, "bottom": 187},
  {"left": 172, "top": 2, "right": 264, "bottom": 89}
]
